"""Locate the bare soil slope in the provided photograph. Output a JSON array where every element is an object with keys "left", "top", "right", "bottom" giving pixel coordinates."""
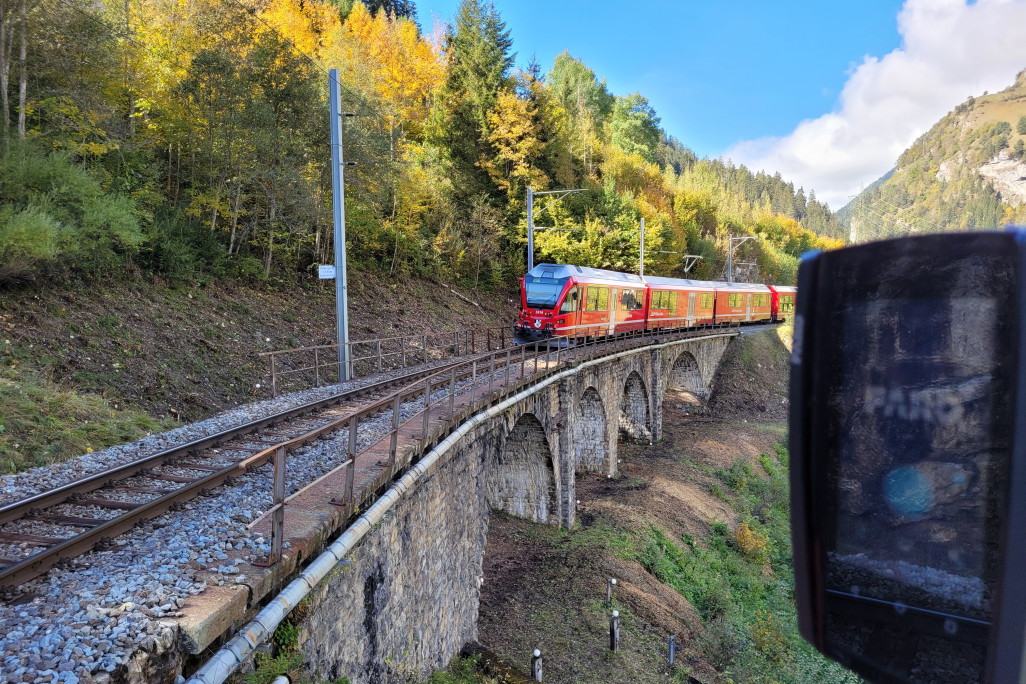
[{"left": 0, "top": 273, "right": 514, "bottom": 470}]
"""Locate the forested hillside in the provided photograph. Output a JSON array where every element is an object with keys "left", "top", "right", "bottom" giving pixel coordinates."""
[
  {"left": 0, "top": 0, "right": 841, "bottom": 290},
  {"left": 842, "top": 69, "right": 1026, "bottom": 242}
]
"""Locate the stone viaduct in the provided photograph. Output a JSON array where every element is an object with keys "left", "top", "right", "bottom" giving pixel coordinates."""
[
  {"left": 184, "top": 332, "right": 736, "bottom": 684},
  {"left": 287, "top": 332, "right": 735, "bottom": 684}
]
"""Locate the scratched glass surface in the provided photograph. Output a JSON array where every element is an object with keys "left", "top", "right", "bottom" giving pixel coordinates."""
[{"left": 821, "top": 295, "right": 1010, "bottom": 683}]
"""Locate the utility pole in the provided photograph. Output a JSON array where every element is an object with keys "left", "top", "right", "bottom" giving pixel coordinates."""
[
  {"left": 726, "top": 234, "right": 755, "bottom": 284},
  {"left": 527, "top": 187, "right": 534, "bottom": 271},
  {"left": 526, "top": 186, "right": 586, "bottom": 272},
  {"left": 639, "top": 218, "right": 644, "bottom": 277},
  {"left": 329, "top": 69, "right": 356, "bottom": 381}
]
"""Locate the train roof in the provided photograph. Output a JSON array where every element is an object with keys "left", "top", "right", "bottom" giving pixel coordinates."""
[{"left": 528, "top": 264, "right": 776, "bottom": 292}]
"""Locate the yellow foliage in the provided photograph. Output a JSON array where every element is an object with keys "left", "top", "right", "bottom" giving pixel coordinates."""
[
  {"left": 483, "top": 79, "right": 549, "bottom": 193},
  {"left": 339, "top": 2, "right": 445, "bottom": 130},
  {"left": 259, "top": 0, "right": 342, "bottom": 58},
  {"left": 735, "top": 522, "right": 769, "bottom": 564},
  {"left": 750, "top": 610, "right": 790, "bottom": 662}
]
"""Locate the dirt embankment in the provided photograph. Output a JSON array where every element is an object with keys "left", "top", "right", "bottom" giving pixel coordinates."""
[
  {"left": 0, "top": 272, "right": 515, "bottom": 471},
  {"left": 473, "top": 327, "right": 852, "bottom": 684},
  {"left": 0, "top": 272, "right": 515, "bottom": 421}
]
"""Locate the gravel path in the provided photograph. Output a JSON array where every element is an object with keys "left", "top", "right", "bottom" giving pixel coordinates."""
[{"left": 0, "top": 358, "right": 521, "bottom": 684}]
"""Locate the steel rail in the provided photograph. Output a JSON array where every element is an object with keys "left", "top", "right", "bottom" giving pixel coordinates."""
[
  {"left": 0, "top": 320, "right": 759, "bottom": 591},
  {"left": 0, "top": 355, "right": 498, "bottom": 589}
]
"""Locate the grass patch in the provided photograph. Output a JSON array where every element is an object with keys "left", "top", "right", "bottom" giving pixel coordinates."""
[
  {"left": 0, "top": 366, "right": 176, "bottom": 473},
  {"left": 638, "top": 445, "right": 861, "bottom": 683},
  {"left": 427, "top": 655, "right": 514, "bottom": 684}
]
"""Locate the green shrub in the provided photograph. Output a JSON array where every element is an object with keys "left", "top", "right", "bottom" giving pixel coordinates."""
[{"left": 0, "top": 205, "right": 59, "bottom": 281}]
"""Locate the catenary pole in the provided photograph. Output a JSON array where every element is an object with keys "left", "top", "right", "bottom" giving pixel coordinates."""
[
  {"left": 639, "top": 217, "right": 645, "bottom": 277},
  {"left": 527, "top": 186, "right": 535, "bottom": 272},
  {"left": 329, "top": 69, "right": 351, "bottom": 381}
]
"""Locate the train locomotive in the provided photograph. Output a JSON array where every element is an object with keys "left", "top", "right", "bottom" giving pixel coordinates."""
[{"left": 513, "top": 263, "right": 796, "bottom": 345}]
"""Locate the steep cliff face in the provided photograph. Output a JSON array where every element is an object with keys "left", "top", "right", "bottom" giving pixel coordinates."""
[
  {"left": 842, "top": 69, "right": 1026, "bottom": 241},
  {"left": 977, "top": 150, "right": 1026, "bottom": 207}
]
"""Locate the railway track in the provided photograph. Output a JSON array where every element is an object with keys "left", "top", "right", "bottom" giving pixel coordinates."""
[
  {"left": 0, "top": 323, "right": 751, "bottom": 593},
  {"left": 0, "top": 354, "right": 506, "bottom": 591}
]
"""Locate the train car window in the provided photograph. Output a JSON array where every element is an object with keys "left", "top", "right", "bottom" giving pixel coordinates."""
[
  {"left": 791, "top": 232, "right": 1026, "bottom": 684},
  {"left": 727, "top": 293, "right": 743, "bottom": 307},
  {"left": 621, "top": 289, "right": 643, "bottom": 311},
  {"left": 560, "top": 287, "right": 579, "bottom": 314},
  {"left": 652, "top": 291, "right": 673, "bottom": 310},
  {"left": 701, "top": 293, "right": 714, "bottom": 308},
  {"left": 585, "top": 287, "right": 609, "bottom": 312},
  {"left": 782, "top": 295, "right": 795, "bottom": 312}
]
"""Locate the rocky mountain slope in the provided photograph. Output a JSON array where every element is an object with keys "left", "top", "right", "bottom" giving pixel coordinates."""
[{"left": 840, "top": 69, "right": 1026, "bottom": 241}]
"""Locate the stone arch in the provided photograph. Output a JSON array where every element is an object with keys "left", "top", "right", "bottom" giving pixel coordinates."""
[
  {"left": 619, "top": 371, "right": 652, "bottom": 442},
  {"left": 667, "top": 350, "right": 706, "bottom": 401},
  {"left": 574, "top": 387, "right": 610, "bottom": 474},
  {"left": 489, "top": 413, "right": 558, "bottom": 523}
]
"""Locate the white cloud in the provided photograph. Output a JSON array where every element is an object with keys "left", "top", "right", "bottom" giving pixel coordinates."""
[{"left": 724, "top": 0, "right": 1026, "bottom": 210}]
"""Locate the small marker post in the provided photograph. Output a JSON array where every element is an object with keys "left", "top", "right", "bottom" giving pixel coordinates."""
[
  {"left": 668, "top": 634, "right": 677, "bottom": 666},
  {"left": 531, "top": 649, "right": 543, "bottom": 681},
  {"left": 610, "top": 611, "right": 620, "bottom": 652},
  {"left": 607, "top": 577, "right": 616, "bottom": 605}
]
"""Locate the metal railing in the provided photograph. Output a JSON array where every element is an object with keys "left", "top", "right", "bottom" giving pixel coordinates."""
[
  {"left": 258, "top": 326, "right": 513, "bottom": 397},
  {"left": 255, "top": 319, "right": 743, "bottom": 565}
]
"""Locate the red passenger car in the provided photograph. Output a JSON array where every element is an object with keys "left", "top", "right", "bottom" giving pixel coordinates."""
[{"left": 514, "top": 264, "right": 791, "bottom": 345}]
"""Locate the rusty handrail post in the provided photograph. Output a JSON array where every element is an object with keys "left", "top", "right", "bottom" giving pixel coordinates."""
[
  {"left": 520, "top": 344, "right": 526, "bottom": 378},
  {"left": 504, "top": 349, "right": 511, "bottom": 389},
  {"left": 270, "top": 354, "right": 277, "bottom": 398},
  {"left": 345, "top": 415, "right": 357, "bottom": 503},
  {"left": 376, "top": 340, "right": 383, "bottom": 373},
  {"left": 534, "top": 342, "right": 539, "bottom": 375},
  {"left": 471, "top": 330, "right": 476, "bottom": 354},
  {"left": 487, "top": 329, "right": 492, "bottom": 352},
  {"left": 472, "top": 359, "right": 477, "bottom": 384},
  {"left": 422, "top": 379, "right": 431, "bottom": 450},
  {"left": 313, "top": 348, "right": 320, "bottom": 388},
  {"left": 389, "top": 393, "right": 400, "bottom": 468},
  {"left": 448, "top": 368, "right": 456, "bottom": 421},
  {"left": 488, "top": 352, "right": 495, "bottom": 397},
  {"left": 400, "top": 337, "right": 406, "bottom": 368},
  {"left": 265, "top": 446, "right": 286, "bottom": 566},
  {"left": 556, "top": 339, "right": 561, "bottom": 365}
]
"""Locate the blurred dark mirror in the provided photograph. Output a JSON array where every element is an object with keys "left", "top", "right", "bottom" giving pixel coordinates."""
[{"left": 790, "top": 233, "right": 1020, "bottom": 683}]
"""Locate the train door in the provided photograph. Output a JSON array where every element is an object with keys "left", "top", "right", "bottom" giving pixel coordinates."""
[
  {"left": 745, "top": 293, "right": 752, "bottom": 322},
  {"left": 687, "top": 292, "right": 696, "bottom": 326},
  {"left": 609, "top": 288, "right": 618, "bottom": 335}
]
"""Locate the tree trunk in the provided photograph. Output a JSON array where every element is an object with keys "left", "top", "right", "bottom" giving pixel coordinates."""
[
  {"left": 0, "top": 0, "right": 10, "bottom": 156},
  {"left": 228, "top": 171, "right": 242, "bottom": 255},
  {"left": 264, "top": 199, "right": 276, "bottom": 279},
  {"left": 16, "top": 0, "right": 24, "bottom": 140}
]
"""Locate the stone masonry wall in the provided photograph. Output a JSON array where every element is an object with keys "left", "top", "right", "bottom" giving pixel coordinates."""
[
  {"left": 619, "top": 372, "right": 652, "bottom": 442},
  {"left": 301, "top": 419, "right": 496, "bottom": 684},
  {"left": 573, "top": 388, "right": 609, "bottom": 474},
  {"left": 488, "top": 414, "right": 557, "bottom": 523}
]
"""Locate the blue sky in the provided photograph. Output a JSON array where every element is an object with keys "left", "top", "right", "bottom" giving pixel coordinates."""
[
  {"left": 415, "top": 0, "right": 1026, "bottom": 209},
  {"left": 418, "top": 0, "right": 903, "bottom": 159}
]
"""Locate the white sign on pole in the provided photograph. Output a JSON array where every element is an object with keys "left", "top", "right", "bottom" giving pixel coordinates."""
[{"left": 318, "top": 265, "right": 337, "bottom": 280}]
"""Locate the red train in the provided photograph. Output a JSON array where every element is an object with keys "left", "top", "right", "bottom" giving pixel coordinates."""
[{"left": 513, "top": 263, "right": 796, "bottom": 345}]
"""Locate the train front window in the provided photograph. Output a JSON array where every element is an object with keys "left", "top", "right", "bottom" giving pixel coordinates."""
[{"left": 525, "top": 275, "right": 568, "bottom": 309}]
